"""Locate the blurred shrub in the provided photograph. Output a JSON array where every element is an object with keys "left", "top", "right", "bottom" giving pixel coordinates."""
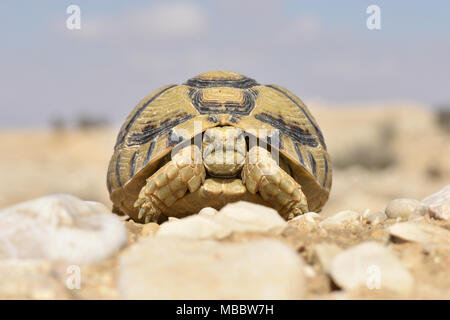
[
  {"left": 49, "top": 114, "right": 109, "bottom": 130},
  {"left": 76, "top": 114, "right": 109, "bottom": 129},
  {"left": 436, "top": 107, "right": 450, "bottom": 133},
  {"left": 333, "top": 144, "right": 396, "bottom": 170},
  {"left": 333, "top": 122, "right": 397, "bottom": 170},
  {"left": 50, "top": 116, "right": 66, "bottom": 131},
  {"left": 426, "top": 165, "right": 443, "bottom": 180}
]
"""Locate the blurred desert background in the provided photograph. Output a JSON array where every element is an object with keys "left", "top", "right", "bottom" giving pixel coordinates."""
[{"left": 1, "top": 100, "right": 448, "bottom": 217}]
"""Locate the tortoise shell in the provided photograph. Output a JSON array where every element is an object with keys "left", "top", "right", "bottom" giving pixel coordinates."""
[{"left": 107, "top": 71, "right": 332, "bottom": 217}]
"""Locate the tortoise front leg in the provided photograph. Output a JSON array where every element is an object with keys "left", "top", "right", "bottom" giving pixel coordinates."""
[
  {"left": 241, "top": 146, "right": 309, "bottom": 219},
  {"left": 134, "top": 144, "right": 205, "bottom": 223}
]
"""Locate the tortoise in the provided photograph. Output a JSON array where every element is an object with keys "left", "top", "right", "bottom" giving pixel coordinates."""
[{"left": 107, "top": 71, "right": 332, "bottom": 223}]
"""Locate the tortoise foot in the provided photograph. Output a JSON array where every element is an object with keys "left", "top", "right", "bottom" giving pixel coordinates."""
[
  {"left": 134, "top": 144, "right": 205, "bottom": 223},
  {"left": 241, "top": 146, "right": 309, "bottom": 220}
]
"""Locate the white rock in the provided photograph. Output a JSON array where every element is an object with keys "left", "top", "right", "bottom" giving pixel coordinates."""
[
  {"left": 362, "top": 208, "right": 372, "bottom": 219},
  {"left": 157, "top": 201, "right": 286, "bottom": 240},
  {"left": 198, "top": 207, "right": 218, "bottom": 216},
  {"left": 0, "top": 194, "right": 127, "bottom": 264},
  {"left": 287, "top": 212, "right": 320, "bottom": 232},
  {"left": 422, "top": 185, "right": 450, "bottom": 220},
  {"left": 385, "top": 198, "right": 428, "bottom": 220},
  {"left": 157, "top": 215, "right": 228, "bottom": 239},
  {"left": 304, "top": 265, "right": 317, "bottom": 278},
  {"left": 314, "top": 243, "right": 343, "bottom": 273},
  {"left": 0, "top": 260, "right": 69, "bottom": 299},
  {"left": 290, "top": 212, "right": 321, "bottom": 224},
  {"left": 118, "top": 237, "right": 306, "bottom": 299},
  {"left": 429, "top": 203, "right": 450, "bottom": 221},
  {"left": 330, "top": 242, "right": 414, "bottom": 295},
  {"left": 218, "top": 201, "right": 286, "bottom": 229},
  {"left": 388, "top": 222, "right": 450, "bottom": 245},
  {"left": 140, "top": 223, "right": 160, "bottom": 237},
  {"left": 303, "top": 212, "right": 321, "bottom": 221},
  {"left": 367, "top": 211, "right": 387, "bottom": 225},
  {"left": 319, "top": 210, "right": 361, "bottom": 229}
]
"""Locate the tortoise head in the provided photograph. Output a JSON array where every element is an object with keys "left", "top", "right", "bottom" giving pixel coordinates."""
[{"left": 202, "top": 126, "right": 246, "bottom": 178}]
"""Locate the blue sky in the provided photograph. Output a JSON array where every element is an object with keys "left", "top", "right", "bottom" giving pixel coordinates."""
[{"left": 1, "top": 0, "right": 449, "bottom": 127}]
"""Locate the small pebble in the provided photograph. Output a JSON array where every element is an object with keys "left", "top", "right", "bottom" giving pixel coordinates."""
[
  {"left": 140, "top": 223, "right": 160, "bottom": 237},
  {"left": 314, "top": 242, "right": 343, "bottom": 273},
  {"left": 198, "top": 207, "right": 218, "bottom": 216},
  {"left": 388, "top": 222, "right": 450, "bottom": 245},
  {"left": 367, "top": 211, "right": 387, "bottom": 225},
  {"left": 304, "top": 265, "right": 317, "bottom": 278},
  {"left": 330, "top": 242, "right": 414, "bottom": 295},
  {"left": 385, "top": 198, "right": 428, "bottom": 220},
  {"left": 422, "top": 185, "right": 450, "bottom": 221},
  {"left": 362, "top": 208, "right": 372, "bottom": 219},
  {"left": 319, "top": 210, "right": 361, "bottom": 230},
  {"left": 287, "top": 212, "right": 320, "bottom": 232}
]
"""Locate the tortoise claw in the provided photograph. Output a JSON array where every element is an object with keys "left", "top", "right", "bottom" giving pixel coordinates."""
[{"left": 138, "top": 206, "right": 147, "bottom": 220}]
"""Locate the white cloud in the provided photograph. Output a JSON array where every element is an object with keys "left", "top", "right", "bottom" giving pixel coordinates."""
[
  {"left": 280, "top": 15, "right": 322, "bottom": 44},
  {"left": 56, "top": 2, "right": 208, "bottom": 42},
  {"left": 129, "top": 2, "right": 208, "bottom": 38},
  {"left": 50, "top": 14, "right": 107, "bottom": 40}
]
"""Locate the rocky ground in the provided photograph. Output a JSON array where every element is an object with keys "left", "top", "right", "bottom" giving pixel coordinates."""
[
  {"left": 0, "top": 192, "right": 448, "bottom": 299},
  {"left": 0, "top": 103, "right": 448, "bottom": 299}
]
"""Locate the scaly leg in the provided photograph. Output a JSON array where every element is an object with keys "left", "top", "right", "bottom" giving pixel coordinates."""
[
  {"left": 241, "top": 146, "right": 309, "bottom": 219},
  {"left": 134, "top": 145, "right": 205, "bottom": 223}
]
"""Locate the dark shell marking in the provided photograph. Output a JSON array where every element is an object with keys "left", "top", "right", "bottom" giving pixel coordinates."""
[
  {"left": 115, "top": 85, "right": 177, "bottom": 149},
  {"left": 254, "top": 112, "right": 318, "bottom": 148},
  {"left": 127, "top": 113, "right": 195, "bottom": 146},
  {"left": 265, "top": 85, "right": 327, "bottom": 150},
  {"left": 184, "top": 76, "right": 259, "bottom": 89}
]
